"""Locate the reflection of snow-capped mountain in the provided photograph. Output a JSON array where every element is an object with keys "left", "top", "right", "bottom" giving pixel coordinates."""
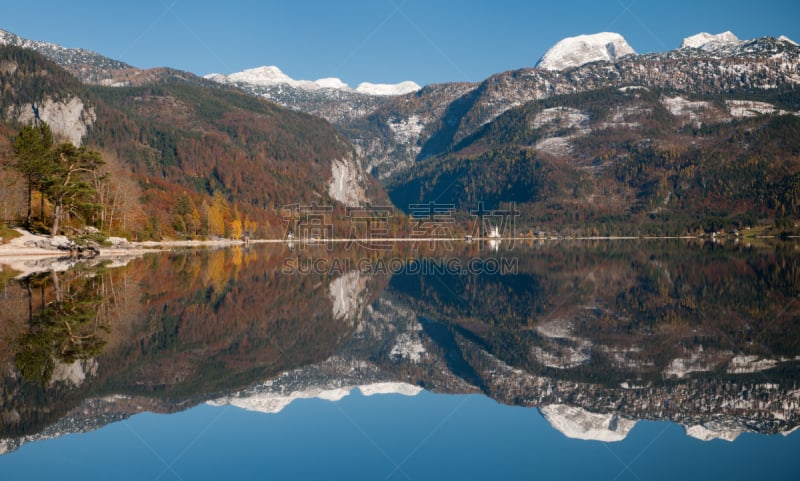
[
  {"left": 4, "top": 240, "right": 800, "bottom": 457},
  {"left": 540, "top": 404, "right": 637, "bottom": 442},
  {"left": 684, "top": 422, "right": 744, "bottom": 442},
  {"left": 208, "top": 381, "right": 422, "bottom": 414},
  {"left": 453, "top": 332, "right": 800, "bottom": 443}
]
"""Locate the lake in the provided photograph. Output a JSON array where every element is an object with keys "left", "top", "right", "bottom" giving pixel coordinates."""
[{"left": 0, "top": 240, "right": 798, "bottom": 480}]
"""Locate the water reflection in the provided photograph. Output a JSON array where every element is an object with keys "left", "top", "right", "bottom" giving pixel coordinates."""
[
  {"left": 0, "top": 241, "right": 798, "bottom": 456},
  {"left": 13, "top": 269, "right": 110, "bottom": 385}
]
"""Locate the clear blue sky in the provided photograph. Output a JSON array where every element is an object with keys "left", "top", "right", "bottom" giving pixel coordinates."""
[{"left": 3, "top": 0, "right": 799, "bottom": 86}]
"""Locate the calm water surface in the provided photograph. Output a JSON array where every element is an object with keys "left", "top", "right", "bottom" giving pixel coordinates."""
[{"left": 0, "top": 240, "right": 798, "bottom": 480}]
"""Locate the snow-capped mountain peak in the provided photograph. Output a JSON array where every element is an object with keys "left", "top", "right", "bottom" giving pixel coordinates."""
[
  {"left": 356, "top": 81, "right": 421, "bottom": 96},
  {"left": 222, "top": 65, "right": 300, "bottom": 87},
  {"left": 681, "top": 31, "right": 740, "bottom": 50},
  {"left": 314, "top": 77, "right": 350, "bottom": 90},
  {"left": 536, "top": 32, "right": 636, "bottom": 71},
  {"left": 206, "top": 65, "right": 349, "bottom": 91},
  {"left": 204, "top": 66, "right": 420, "bottom": 96}
]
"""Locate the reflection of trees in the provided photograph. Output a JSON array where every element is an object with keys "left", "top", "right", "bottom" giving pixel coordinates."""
[
  {"left": 15, "top": 268, "right": 112, "bottom": 385},
  {"left": 390, "top": 242, "right": 800, "bottom": 379}
]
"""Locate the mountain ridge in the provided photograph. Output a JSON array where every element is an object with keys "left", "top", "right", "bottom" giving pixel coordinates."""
[{"left": 204, "top": 65, "right": 421, "bottom": 96}]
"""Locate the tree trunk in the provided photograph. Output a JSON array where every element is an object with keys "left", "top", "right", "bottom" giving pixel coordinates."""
[
  {"left": 51, "top": 203, "right": 61, "bottom": 236},
  {"left": 51, "top": 271, "right": 62, "bottom": 303},
  {"left": 25, "top": 178, "right": 32, "bottom": 228},
  {"left": 26, "top": 279, "right": 33, "bottom": 328}
]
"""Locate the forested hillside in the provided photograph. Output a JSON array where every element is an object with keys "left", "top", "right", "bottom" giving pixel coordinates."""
[
  {"left": 0, "top": 45, "right": 383, "bottom": 239},
  {"left": 389, "top": 86, "right": 800, "bottom": 235}
]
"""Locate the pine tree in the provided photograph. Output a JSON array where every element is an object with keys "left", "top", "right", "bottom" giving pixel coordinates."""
[
  {"left": 44, "top": 143, "right": 105, "bottom": 235},
  {"left": 11, "top": 122, "right": 54, "bottom": 228}
]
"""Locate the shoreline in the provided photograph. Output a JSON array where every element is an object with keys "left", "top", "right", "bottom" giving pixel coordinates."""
[
  {"left": 0, "top": 231, "right": 761, "bottom": 257},
  {"left": 0, "top": 227, "right": 771, "bottom": 277}
]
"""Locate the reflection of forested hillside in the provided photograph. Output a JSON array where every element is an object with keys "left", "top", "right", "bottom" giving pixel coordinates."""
[
  {"left": 389, "top": 241, "right": 800, "bottom": 380},
  {"left": 383, "top": 241, "right": 800, "bottom": 438},
  {"left": 1, "top": 241, "right": 799, "bottom": 451},
  {"left": 0, "top": 246, "right": 379, "bottom": 440}
]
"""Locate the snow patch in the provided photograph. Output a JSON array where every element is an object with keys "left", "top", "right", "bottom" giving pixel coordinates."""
[
  {"left": 532, "top": 107, "right": 589, "bottom": 130},
  {"left": 532, "top": 107, "right": 591, "bottom": 155},
  {"left": 618, "top": 85, "right": 647, "bottom": 92},
  {"left": 314, "top": 77, "right": 350, "bottom": 90},
  {"left": 535, "top": 319, "right": 575, "bottom": 340},
  {"left": 356, "top": 81, "right": 421, "bottom": 96},
  {"left": 536, "top": 32, "right": 636, "bottom": 71},
  {"left": 779, "top": 35, "right": 799, "bottom": 46},
  {"left": 602, "top": 104, "right": 649, "bottom": 129},
  {"left": 535, "top": 137, "right": 574, "bottom": 156},
  {"left": 540, "top": 404, "right": 637, "bottom": 442},
  {"left": 531, "top": 343, "right": 591, "bottom": 369},
  {"left": 726, "top": 100, "right": 786, "bottom": 118},
  {"left": 387, "top": 114, "right": 424, "bottom": 145},
  {"left": 726, "top": 355, "right": 778, "bottom": 374},
  {"left": 661, "top": 96, "right": 712, "bottom": 125},
  {"left": 681, "top": 31, "right": 740, "bottom": 50},
  {"left": 205, "top": 66, "right": 419, "bottom": 96},
  {"left": 359, "top": 382, "right": 423, "bottom": 397},
  {"left": 663, "top": 346, "right": 719, "bottom": 378},
  {"left": 389, "top": 332, "right": 426, "bottom": 362},
  {"left": 603, "top": 346, "right": 653, "bottom": 370},
  {"left": 219, "top": 65, "right": 344, "bottom": 91}
]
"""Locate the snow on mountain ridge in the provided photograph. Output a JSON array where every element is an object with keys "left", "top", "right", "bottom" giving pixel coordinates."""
[
  {"left": 356, "top": 81, "right": 421, "bottom": 96},
  {"left": 225, "top": 65, "right": 296, "bottom": 86},
  {"left": 0, "top": 28, "right": 131, "bottom": 71},
  {"left": 681, "top": 31, "right": 740, "bottom": 49},
  {"left": 536, "top": 32, "right": 636, "bottom": 71},
  {"left": 205, "top": 66, "right": 419, "bottom": 96}
]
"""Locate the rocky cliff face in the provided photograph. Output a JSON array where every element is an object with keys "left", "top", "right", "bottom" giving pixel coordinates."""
[{"left": 6, "top": 96, "right": 95, "bottom": 145}]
